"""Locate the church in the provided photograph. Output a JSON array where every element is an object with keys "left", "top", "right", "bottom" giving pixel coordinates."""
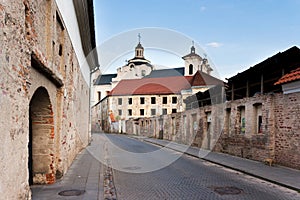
[{"left": 91, "top": 37, "right": 223, "bottom": 132}]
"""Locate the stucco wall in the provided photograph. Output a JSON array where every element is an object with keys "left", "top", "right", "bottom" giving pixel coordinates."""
[{"left": 0, "top": 1, "right": 90, "bottom": 199}]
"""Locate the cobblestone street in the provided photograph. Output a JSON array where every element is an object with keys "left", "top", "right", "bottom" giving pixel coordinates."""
[
  {"left": 106, "top": 134, "right": 300, "bottom": 200},
  {"left": 31, "top": 133, "right": 300, "bottom": 200}
]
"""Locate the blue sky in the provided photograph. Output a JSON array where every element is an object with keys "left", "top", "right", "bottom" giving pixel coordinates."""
[{"left": 93, "top": 0, "right": 300, "bottom": 79}]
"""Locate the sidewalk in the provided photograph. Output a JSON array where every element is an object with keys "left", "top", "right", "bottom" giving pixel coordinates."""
[
  {"left": 140, "top": 137, "right": 300, "bottom": 192},
  {"left": 31, "top": 137, "right": 104, "bottom": 200}
]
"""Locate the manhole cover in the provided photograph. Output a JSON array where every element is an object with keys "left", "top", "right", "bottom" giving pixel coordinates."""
[
  {"left": 123, "top": 166, "right": 141, "bottom": 170},
  {"left": 58, "top": 189, "right": 85, "bottom": 196},
  {"left": 213, "top": 186, "right": 243, "bottom": 195}
]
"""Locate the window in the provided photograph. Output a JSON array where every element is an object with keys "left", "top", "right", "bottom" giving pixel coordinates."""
[
  {"left": 238, "top": 106, "right": 246, "bottom": 134},
  {"left": 128, "top": 98, "right": 132, "bottom": 105},
  {"left": 162, "top": 108, "right": 167, "bottom": 115},
  {"left": 151, "top": 109, "right": 156, "bottom": 116},
  {"left": 141, "top": 70, "right": 146, "bottom": 77},
  {"left": 128, "top": 109, "right": 132, "bottom": 116},
  {"left": 258, "top": 116, "right": 262, "bottom": 133},
  {"left": 118, "top": 98, "right": 122, "bottom": 105},
  {"left": 162, "top": 97, "right": 168, "bottom": 104},
  {"left": 97, "top": 91, "right": 101, "bottom": 101},
  {"left": 140, "top": 109, "right": 144, "bottom": 116},
  {"left": 140, "top": 97, "right": 145, "bottom": 104},
  {"left": 189, "top": 64, "right": 193, "bottom": 75},
  {"left": 59, "top": 44, "right": 63, "bottom": 56},
  {"left": 226, "top": 108, "right": 231, "bottom": 134},
  {"left": 253, "top": 103, "right": 263, "bottom": 134},
  {"left": 151, "top": 97, "right": 156, "bottom": 104},
  {"left": 183, "top": 115, "right": 187, "bottom": 137},
  {"left": 118, "top": 110, "right": 122, "bottom": 116},
  {"left": 206, "top": 111, "right": 212, "bottom": 122},
  {"left": 172, "top": 109, "right": 177, "bottom": 113},
  {"left": 172, "top": 97, "right": 177, "bottom": 104}
]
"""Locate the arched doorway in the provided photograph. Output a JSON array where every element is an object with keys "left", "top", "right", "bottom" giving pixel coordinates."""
[{"left": 28, "top": 87, "right": 55, "bottom": 185}]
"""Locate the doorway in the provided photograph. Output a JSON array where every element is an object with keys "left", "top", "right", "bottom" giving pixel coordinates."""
[{"left": 28, "top": 87, "right": 55, "bottom": 185}]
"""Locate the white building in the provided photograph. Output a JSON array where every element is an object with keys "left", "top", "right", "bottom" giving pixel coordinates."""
[
  {"left": 92, "top": 39, "right": 214, "bottom": 106},
  {"left": 91, "top": 40, "right": 223, "bottom": 132}
]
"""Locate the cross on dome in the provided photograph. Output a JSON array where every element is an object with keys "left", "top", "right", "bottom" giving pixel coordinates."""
[{"left": 138, "top": 33, "right": 141, "bottom": 43}]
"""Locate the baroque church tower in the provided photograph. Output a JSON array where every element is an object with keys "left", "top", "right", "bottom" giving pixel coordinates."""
[
  {"left": 182, "top": 42, "right": 213, "bottom": 76},
  {"left": 111, "top": 34, "right": 153, "bottom": 85}
]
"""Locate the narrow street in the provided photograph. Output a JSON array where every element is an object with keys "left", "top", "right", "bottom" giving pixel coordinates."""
[{"left": 104, "top": 134, "right": 300, "bottom": 200}]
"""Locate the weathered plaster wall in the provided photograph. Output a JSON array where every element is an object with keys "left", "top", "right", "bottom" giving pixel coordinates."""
[{"left": 0, "top": 1, "right": 90, "bottom": 199}]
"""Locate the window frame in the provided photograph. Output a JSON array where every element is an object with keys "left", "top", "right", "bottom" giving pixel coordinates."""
[
  {"left": 118, "top": 98, "right": 122, "bottom": 105},
  {"left": 118, "top": 109, "right": 122, "bottom": 116},
  {"left": 151, "top": 109, "right": 156, "bottom": 116},
  {"left": 128, "top": 109, "right": 132, "bottom": 116},
  {"left": 140, "top": 109, "right": 145, "bottom": 116},
  {"left": 162, "top": 108, "right": 167, "bottom": 115},
  {"left": 128, "top": 97, "right": 132, "bottom": 105},
  {"left": 162, "top": 97, "right": 168, "bottom": 104},
  {"left": 151, "top": 97, "right": 156, "bottom": 104},
  {"left": 172, "top": 96, "right": 177, "bottom": 104}
]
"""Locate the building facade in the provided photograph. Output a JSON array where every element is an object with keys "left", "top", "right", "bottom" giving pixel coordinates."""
[
  {"left": 96, "top": 70, "right": 223, "bottom": 133},
  {"left": 91, "top": 39, "right": 214, "bottom": 105},
  {"left": 91, "top": 40, "right": 154, "bottom": 106},
  {"left": 0, "top": 0, "right": 98, "bottom": 199},
  {"left": 91, "top": 40, "right": 222, "bottom": 132}
]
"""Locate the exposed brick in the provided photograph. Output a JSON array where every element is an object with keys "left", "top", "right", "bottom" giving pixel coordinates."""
[
  {"left": 0, "top": 1, "right": 91, "bottom": 199},
  {"left": 126, "top": 93, "right": 300, "bottom": 170}
]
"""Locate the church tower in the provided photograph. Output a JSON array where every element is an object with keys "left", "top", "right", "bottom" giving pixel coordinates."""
[
  {"left": 182, "top": 42, "right": 213, "bottom": 76},
  {"left": 135, "top": 34, "right": 144, "bottom": 59},
  {"left": 111, "top": 34, "right": 153, "bottom": 85}
]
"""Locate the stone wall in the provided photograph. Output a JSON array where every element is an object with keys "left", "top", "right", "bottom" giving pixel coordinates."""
[
  {"left": 125, "top": 93, "right": 300, "bottom": 170},
  {"left": 274, "top": 93, "right": 300, "bottom": 168},
  {"left": 0, "top": 1, "right": 90, "bottom": 199}
]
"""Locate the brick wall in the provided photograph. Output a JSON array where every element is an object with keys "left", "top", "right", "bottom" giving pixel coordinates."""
[
  {"left": 125, "top": 93, "right": 300, "bottom": 170},
  {"left": 274, "top": 93, "right": 300, "bottom": 168}
]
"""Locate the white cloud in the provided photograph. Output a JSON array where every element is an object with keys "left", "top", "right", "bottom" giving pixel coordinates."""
[
  {"left": 200, "top": 6, "right": 206, "bottom": 12},
  {"left": 206, "top": 42, "right": 223, "bottom": 48}
]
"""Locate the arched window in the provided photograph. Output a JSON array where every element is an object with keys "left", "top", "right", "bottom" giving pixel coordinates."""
[{"left": 189, "top": 64, "right": 193, "bottom": 75}]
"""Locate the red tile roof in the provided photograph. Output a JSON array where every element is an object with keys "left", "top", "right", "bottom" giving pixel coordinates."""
[
  {"left": 190, "top": 71, "right": 224, "bottom": 86},
  {"left": 110, "top": 76, "right": 190, "bottom": 96},
  {"left": 109, "top": 71, "right": 223, "bottom": 96},
  {"left": 275, "top": 67, "right": 300, "bottom": 85}
]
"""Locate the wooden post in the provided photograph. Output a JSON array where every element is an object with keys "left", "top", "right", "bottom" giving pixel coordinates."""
[
  {"left": 231, "top": 83, "right": 234, "bottom": 101},
  {"left": 260, "top": 74, "right": 264, "bottom": 94},
  {"left": 246, "top": 80, "right": 249, "bottom": 98}
]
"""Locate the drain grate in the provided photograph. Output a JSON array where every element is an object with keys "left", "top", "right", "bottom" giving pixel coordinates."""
[
  {"left": 213, "top": 186, "right": 243, "bottom": 195},
  {"left": 58, "top": 189, "right": 85, "bottom": 196}
]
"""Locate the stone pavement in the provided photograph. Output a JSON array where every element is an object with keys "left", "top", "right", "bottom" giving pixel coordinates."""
[
  {"left": 31, "top": 133, "right": 300, "bottom": 199},
  {"left": 138, "top": 137, "right": 300, "bottom": 192},
  {"left": 31, "top": 136, "right": 104, "bottom": 200}
]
